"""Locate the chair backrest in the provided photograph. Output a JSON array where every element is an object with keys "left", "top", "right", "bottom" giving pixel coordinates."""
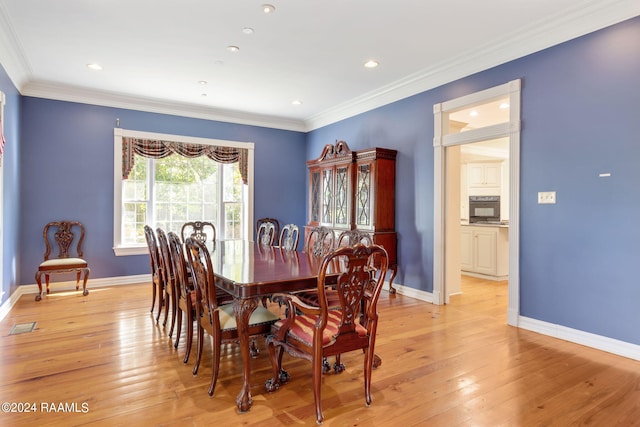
[
  {"left": 304, "top": 226, "right": 335, "bottom": 257},
  {"left": 143, "top": 225, "right": 162, "bottom": 279},
  {"left": 256, "top": 217, "right": 280, "bottom": 244},
  {"left": 181, "top": 221, "right": 216, "bottom": 244},
  {"left": 279, "top": 224, "right": 300, "bottom": 251},
  {"left": 42, "top": 220, "right": 86, "bottom": 260},
  {"left": 337, "top": 230, "right": 373, "bottom": 248},
  {"left": 167, "top": 231, "right": 189, "bottom": 300},
  {"left": 156, "top": 228, "right": 174, "bottom": 290},
  {"left": 184, "top": 237, "right": 219, "bottom": 324},
  {"left": 257, "top": 221, "right": 276, "bottom": 246},
  {"left": 317, "top": 244, "right": 388, "bottom": 338}
]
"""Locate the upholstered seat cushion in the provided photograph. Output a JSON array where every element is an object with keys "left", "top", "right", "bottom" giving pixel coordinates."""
[
  {"left": 39, "top": 258, "right": 87, "bottom": 270},
  {"left": 272, "top": 310, "right": 367, "bottom": 347},
  {"left": 294, "top": 288, "right": 341, "bottom": 308},
  {"left": 217, "top": 303, "right": 280, "bottom": 332}
]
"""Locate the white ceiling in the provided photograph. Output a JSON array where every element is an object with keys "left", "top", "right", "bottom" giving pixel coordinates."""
[{"left": 0, "top": 1, "right": 638, "bottom": 131}]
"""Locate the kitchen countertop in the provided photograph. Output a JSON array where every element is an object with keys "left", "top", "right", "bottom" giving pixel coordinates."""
[{"left": 461, "top": 221, "right": 509, "bottom": 228}]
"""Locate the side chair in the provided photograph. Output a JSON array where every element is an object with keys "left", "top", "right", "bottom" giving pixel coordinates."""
[
  {"left": 35, "top": 220, "right": 90, "bottom": 301},
  {"left": 265, "top": 243, "right": 389, "bottom": 425}
]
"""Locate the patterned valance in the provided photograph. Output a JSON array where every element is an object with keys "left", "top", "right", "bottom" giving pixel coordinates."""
[{"left": 122, "top": 137, "right": 248, "bottom": 184}]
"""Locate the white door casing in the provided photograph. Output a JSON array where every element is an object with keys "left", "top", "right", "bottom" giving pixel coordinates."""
[{"left": 433, "top": 79, "right": 521, "bottom": 326}]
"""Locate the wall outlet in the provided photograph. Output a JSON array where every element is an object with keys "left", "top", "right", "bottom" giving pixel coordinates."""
[{"left": 538, "top": 191, "right": 556, "bottom": 204}]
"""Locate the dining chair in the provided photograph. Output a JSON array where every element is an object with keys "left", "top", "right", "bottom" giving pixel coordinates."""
[
  {"left": 337, "top": 229, "right": 373, "bottom": 247},
  {"left": 156, "top": 228, "right": 177, "bottom": 335},
  {"left": 144, "top": 225, "right": 164, "bottom": 322},
  {"left": 35, "top": 220, "right": 90, "bottom": 301},
  {"left": 256, "top": 217, "right": 280, "bottom": 245},
  {"left": 304, "top": 226, "right": 335, "bottom": 257},
  {"left": 181, "top": 221, "right": 216, "bottom": 244},
  {"left": 184, "top": 237, "right": 280, "bottom": 395},
  {"left": 279, "top": 224, "right": 300, "bottom": 251},
  {"left": 257, "top": 221, "right": 276, "bottom": 246},
  {"left": 265, "top": 243, "right": 389, "bottom": 424}
]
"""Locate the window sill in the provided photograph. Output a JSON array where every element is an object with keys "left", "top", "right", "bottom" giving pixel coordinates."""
[{"left": 113, "top": 246, "right": 147, "bottom": 256}]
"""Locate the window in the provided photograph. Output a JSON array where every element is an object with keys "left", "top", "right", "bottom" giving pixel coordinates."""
[{"left": 113, "top": 128, "right": 254, "bottom": 256}]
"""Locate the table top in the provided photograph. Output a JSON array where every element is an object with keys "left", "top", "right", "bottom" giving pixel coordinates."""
[{"left": 210, "top": 240, "right": 334, "bottom": 299}]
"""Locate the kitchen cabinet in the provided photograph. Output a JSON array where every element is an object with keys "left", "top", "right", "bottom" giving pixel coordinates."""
[
  {"left": 467, "top": 162, "right": 501, "bottom": 195},
  {"left": 460, "top": 225, "right": 508, "bottom": 279}
]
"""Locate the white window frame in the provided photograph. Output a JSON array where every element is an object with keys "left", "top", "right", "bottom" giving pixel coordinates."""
[{"left": 113, "top": 128, "right": 255, "bottom": 256}]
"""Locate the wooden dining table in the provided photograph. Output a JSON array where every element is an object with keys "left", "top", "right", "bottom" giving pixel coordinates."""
[{"left": 209, "top": 240, "right": 337, "bottom": 413}]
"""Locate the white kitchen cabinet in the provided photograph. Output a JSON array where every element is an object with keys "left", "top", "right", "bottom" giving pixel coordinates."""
[
  {"left": 460, "top": 225, "right": 509, "bottom": 279},
  {"left": 467, "top": 162, "right": 501, "bottom": 195}
]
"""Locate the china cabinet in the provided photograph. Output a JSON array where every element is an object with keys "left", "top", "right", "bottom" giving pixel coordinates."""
[{"left": 306, "top": 141, "right": 398, "bottom": 291}]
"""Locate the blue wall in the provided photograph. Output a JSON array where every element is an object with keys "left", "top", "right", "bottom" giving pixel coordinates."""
[
  {"left": 308, "top": 16, "right": 640, "bottom": 345},
  {"left": 0, "top": 64, "right": 20, "bottom": 299},
  {"left": 18, "top": 99, "right": 307, "bottom": 286},
  {"left": 2, "top": 16, "right": 639, "bottom": 348}
]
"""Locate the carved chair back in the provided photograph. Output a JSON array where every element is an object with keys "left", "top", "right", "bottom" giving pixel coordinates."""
[
  {"left": 304, "top": 226, "right": 335, "bottom": 257},
  {"left": 279, "top": 224, "right": 300, "bottom": 251},
  {"left": 256, "top": 217, "right": 280, "bottom": 244},
  {"left": 181, "top": 221, "right": 216, "bottom": 245},
  {"left": 257, "top": 221, "right": 276, "bottom": 246},
  {"left": 42, "top": 220, "right": 86, "bottom": 261}
]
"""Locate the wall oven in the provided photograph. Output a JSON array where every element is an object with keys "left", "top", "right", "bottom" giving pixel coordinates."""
[{"left": 469, "top": 195, "right": 500, "bottom": 223}]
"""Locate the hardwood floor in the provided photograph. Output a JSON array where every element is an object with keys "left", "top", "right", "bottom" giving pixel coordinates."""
[{"left": 1, "top": 279, "right": 639, "bottom": 426}]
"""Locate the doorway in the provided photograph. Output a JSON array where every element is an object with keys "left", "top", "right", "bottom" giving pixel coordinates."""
[{"left": 433, "top": 80, "right": 521, "bottom": 326}]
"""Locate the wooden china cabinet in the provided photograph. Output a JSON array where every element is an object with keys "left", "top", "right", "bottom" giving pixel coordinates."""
[{"left": 306, "top": 141, "right": 398, "bottom": 292}]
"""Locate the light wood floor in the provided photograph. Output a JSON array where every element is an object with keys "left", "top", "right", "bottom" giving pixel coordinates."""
[{"left": 1, "top": 278, "right": 639, "bottom": 426}]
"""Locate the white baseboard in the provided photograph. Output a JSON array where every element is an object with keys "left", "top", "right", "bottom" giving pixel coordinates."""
[{"left": 518, "top": 316, "right": 640, "bottom": 362}]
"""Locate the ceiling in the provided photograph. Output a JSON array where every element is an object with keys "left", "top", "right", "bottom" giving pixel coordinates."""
[{"left": 0, "top": 1, "right": 637, "bottom": 132}]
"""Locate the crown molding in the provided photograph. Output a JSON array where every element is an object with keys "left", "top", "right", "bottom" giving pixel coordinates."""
[
  {"left": 1, "top": 1, "right": 638, "bottom": 133},
  {"left": 21, "top": 81, "right": 307, "bottom": 132},
  {"left": 303, "top": 0, "right": 640, "bottom": 131}
]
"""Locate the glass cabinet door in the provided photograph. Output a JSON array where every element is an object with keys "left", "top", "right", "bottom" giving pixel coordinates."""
[
  {"left": 322, "top": 168, "right": 333, "bottom": 224},
  {"left": 356, "top": 162, "right": 372, "bottom": 228},
  {"left": 310, "top": 170, "right": 320, "bottom": 223},
  {"left": 334, "top": 165, "right": 350, "bottom": 227}
]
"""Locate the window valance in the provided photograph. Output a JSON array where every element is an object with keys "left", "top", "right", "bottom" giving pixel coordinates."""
[{"left": 121, "top": 137, "right": 248, "bottom": 184}]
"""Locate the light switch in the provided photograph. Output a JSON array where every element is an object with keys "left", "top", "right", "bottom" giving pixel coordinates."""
[{"left": 538, "top": 191, "right": 556, "bottom": 204}]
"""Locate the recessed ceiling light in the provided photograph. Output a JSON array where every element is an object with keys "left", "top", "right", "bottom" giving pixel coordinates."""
[
  {"left": 291, "top": 100, "right": 302, "bottom": 106},
  {"left": 227, "top": 45, "right": 240, "bottom": 52},
  {"left": 364, "top": 60, "right": 379, "bottom": 69},
  {"left": 499, "top": 102, "right": 510, "bottom": 109},
  {"left": 86, "top": 63, "right": 102, "bottom": 71},
  {"left": 469, "top": 110, "right": 479, "bottom": 117},
  {"left": 242, "top": 27, "right": 255, "bottom": 35},
  {"left": 262, "top": 4, "right": 276, "bottom": 14},
  {"left": 199, "top": 80, "right": 208, "bottom": 85}
]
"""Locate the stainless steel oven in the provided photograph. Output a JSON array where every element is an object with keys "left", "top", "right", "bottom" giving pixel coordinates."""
[{"left": 469, "top": 195, "right": 500, "bottom": 223}]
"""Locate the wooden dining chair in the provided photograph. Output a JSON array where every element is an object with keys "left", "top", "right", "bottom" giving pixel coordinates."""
[
  {"left": 181, "top": 221, "right": 216, "bottom": 244},
  {"left": 144, "top": 225, "right": 164, "bottom": 321},
  {"left": 304, "top": 226, "right": 335, "bottom": 257},
  {"left": 279, "top": 224, "right": 300, "bottom": 251},
  {"left": 265, "top": 243, "right": 389, "bottom": 424},
  {"left": 156, "top": 228, "right": 177, "bottom": 335},
  {"left": 256, "top": 217, "right": 280, "bottom": 244},
  {"left": 184, "top": 237, "right": 280, "bottom": 395},
  {"left": 257, "top": 221, "right": 276, "bottom": 246},
  {"left": 35, "top": 220, "right": 90, "bottom": 301},
  {"left": 337, "top": 229, "right": 373, "bottom": 247}
]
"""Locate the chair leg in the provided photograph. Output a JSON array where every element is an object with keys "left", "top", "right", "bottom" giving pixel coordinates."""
[
  {"left": 155, "top": 284, "right": 164, "bottom": 323},
  {"left": 151, "top": 279, "right": 156, "bottom": 313},
  {"left": 333, "top": 354, "right": 345, "bottom": 374},
  {"left": 183, "top": 309, "right": 194, "bottom": 364},
  {"left": 168, "top": 289, "right": 177, "bottom": 338},
  {"left": 81, "top": 269, "right": 90, "bottom": 296},
  {"left": 35, "top": 272, "right": 43, "bottom": 301},
  {"left": 208, "top": 333, "right": 222, "bottom": 396},
  {"left": 312, "top": 354, "right": 324, "bottom": 425},
  {"left": 193, "top": 323, "right": 204, "bottom": 375},
  {"left": 174, "top": 309, "right": 183, "bottom": 349},
  {"left": 363, "top": 346, "right": 375, "bottom": 406}
]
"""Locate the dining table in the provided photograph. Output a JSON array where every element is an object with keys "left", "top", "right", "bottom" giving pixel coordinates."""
[{"left": 208, "top": 240, "right": 338, "bottom": 413}]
